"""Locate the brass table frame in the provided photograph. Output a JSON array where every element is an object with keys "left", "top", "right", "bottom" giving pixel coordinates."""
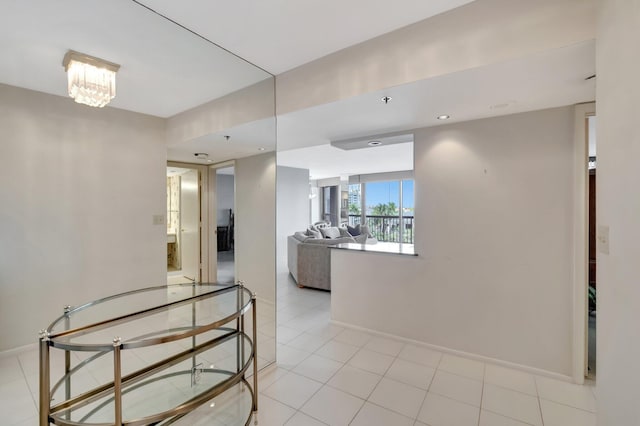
[{"left": 39, "top": 282, "right": 258, "bottom": 426}]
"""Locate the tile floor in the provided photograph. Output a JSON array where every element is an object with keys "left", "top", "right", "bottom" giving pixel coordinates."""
[
  {"left": 255, "top": 272, "right": 597, "bottom": 426},
  {"left": 0, "top": 271, "right": 597, "bottom": 425}
]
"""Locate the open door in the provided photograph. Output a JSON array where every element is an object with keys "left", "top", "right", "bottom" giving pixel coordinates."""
[
  {"left": 180, "top": 169, "right": 200, "bottom": 282},
  {"left": 166, "top": 165, "right": 202, "bottom": 284}
]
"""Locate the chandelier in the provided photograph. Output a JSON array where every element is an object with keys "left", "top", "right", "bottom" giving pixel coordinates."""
[{"left": 62, "top": 50, "right": 120, "bottom": 108}]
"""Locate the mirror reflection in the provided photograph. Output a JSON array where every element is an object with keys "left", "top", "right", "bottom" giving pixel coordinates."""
[{"left": 0, "top": 0, "right": 276, "bottom": 380}]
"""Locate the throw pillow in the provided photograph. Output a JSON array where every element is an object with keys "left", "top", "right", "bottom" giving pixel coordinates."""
[
  {"left": 347, "top": 224, "right": 360, "bottom": 236},
  {"left": 306, "top": 227, "right": 322, "bottom": 239},
  {"left": 354, "top": 233, "right": 368, "bottom": 244},
  {"left": 320, "top": 226, "right": 341, "bottom": 239},
  {"left": 359, "top": 224, "right": 373, "bottom": 237},
  {"left": 338, "top": 227, "right": 352, "bottom": 238}
]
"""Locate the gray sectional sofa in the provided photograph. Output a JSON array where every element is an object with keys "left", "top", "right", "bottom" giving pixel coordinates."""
[{"left": 287, "top": 224, "right": 376, "bottom": 291}]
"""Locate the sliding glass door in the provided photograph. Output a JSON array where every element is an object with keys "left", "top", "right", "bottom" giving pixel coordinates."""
[{"left": 348, "top": 179, "right": 414, "bottom": 243}]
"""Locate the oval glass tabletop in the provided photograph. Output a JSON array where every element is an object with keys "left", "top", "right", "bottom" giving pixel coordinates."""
[{"left": 46, "top": 283, "right": 253, "bottom": 350}]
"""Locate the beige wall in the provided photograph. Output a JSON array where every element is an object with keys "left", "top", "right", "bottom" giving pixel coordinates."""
[
  {"left": 276, "top": 0, "right": 595, "bottom": 115},
  {"left": 0, "top": 83, "right": 166, "bottom": 351},
  {"left": 235, "top": 152, "right": 276, "bottom": 298},
  {"left": 595, "top": 1, "right": 640, "bottom": 423},
  {"left": 234, "top": 152, "right": 276, "bottom": 365},
  {"left": 276, "top": 166, "right": 310, "bottom": 271},
  {"left": 332, "top": 106, "right": 577, "bottom": 376},
  {"left": 167, "top": 78, "right": 275, "bottom": 146}
]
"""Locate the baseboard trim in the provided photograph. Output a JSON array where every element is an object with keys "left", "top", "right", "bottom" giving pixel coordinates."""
[
  {"left": 0, "top": 342, "right": 38, "bottom": 360},
  {"left": 330, "top": 319, "right": 576, "bottom": 384}
]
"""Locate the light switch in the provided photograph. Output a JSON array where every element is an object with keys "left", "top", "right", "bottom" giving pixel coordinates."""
[
  {"left": 597, "top": 225, "right": 609, "bottom": 255},
  {"left": 153, "top": 214, "right": 165, "bottom": 226}
]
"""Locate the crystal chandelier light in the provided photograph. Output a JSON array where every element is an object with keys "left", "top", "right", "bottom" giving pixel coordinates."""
[{"left": 62, "top": 50, "right": 120, "bottom": 108}]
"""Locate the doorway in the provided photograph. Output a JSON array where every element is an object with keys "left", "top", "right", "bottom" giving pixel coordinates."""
[
  {"left": 214, "top": 166, "right": 235, "bottom": 283},
  {"left": 166, "top": 166, "right": 201, "bottom": 284},
  {"left": 587, "top": 114, "right": 597, "bottom": 379}
]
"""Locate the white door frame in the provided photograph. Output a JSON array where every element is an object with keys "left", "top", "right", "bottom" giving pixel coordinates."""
[
  {"left": 572, "top": 102, "right": 596, "bottom": 384},
  {"left": 167, "top": 161, "right": 210, "bottom": 282},
  {"left": 209, "top": 160, "right": 236, "bottom": 283}
]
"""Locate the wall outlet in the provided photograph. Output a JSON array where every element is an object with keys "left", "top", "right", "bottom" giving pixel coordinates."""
[
  {"left": 597, "top": 225, "right": 610, "bottom": 255},
  {"left": 153, "top": 214, "right": 165, "bottom": 226}
]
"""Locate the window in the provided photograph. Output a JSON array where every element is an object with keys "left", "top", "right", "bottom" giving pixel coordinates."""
[{"left": 348, "top": 178, "right": 414, "bottom": 243}]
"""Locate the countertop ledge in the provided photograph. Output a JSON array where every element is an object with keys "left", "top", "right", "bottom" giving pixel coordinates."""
[{"left": 330, "top": 242, "right": 417, "bottom": 256}]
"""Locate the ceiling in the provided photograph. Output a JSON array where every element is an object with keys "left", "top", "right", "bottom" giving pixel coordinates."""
[
  {"left": 136, "top": 0, "right": 476, "bottom": 75},
  {"left": 0, "top": 0, "right": 270, "bottom": 118},
  {"left": 0, "top": 0, "right": 475, "bottom": 118},
  {"left": 278, "top": 142, "right": 414, "bottom": 181}
]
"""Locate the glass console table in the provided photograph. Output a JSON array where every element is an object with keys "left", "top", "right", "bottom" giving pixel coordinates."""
[{"left": 39, "top": 283, "right": 258, "bottom": 426}]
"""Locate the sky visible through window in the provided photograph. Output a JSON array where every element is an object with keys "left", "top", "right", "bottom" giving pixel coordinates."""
[{"left": 364, "top": 180, "right": 414, "bottom": 215}]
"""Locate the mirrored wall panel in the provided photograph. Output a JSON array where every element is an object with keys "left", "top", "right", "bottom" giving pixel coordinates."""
[{"left": 0, "top": 0, "right": 276, "bottom": 373}]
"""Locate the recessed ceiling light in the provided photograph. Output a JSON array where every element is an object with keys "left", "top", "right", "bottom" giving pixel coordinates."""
[
  {"left": 381, "top": 96, "right": 392, "bottom": 104},
  {"left": 258, "top": 147, "right": 265, "bottom": 151},
  {"left": 224, "top": 135, "right": 231, "bottom": 141},
  {"left": 206, "top": 159, "right": 213, "bottom": 163},
  {"left": 437, "top": 115, "right": 450, "bottom": 120},
  {"left": 368, "top": 140, "right": 382, "bottom": 146},
  {"left": 194, "top": 152, "right": 209, "bottom": 159}
]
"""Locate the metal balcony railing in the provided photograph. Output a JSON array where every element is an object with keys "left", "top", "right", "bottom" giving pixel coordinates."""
[{"left": 348, "top": 214, "right": 414, "bottom": 244}]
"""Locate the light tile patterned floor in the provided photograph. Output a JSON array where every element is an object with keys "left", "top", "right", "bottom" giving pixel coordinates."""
[
  {"left": 0, "top": 271, "right": 597, "bottom": 425},
  {"left": 259, "top": 271, "right": 597, "bottom": 426}
]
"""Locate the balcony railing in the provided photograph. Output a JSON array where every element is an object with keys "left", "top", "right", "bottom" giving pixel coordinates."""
[{"left": 348, "top": 214, "right": 414, "bottom": 244}]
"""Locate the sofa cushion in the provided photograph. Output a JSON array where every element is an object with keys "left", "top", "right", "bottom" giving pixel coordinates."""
[
  {"left": 338, "top": 227, "right": 352, "bottom": 238},
  {"left": 293, "top": 231, "right": 309, "bottom": 242},
  {"left": 359, "top": 224, "right": 373, "bottom": 237},
  {"left": 306, "top": 227, "right": 322, "bottom": 239},
  {"left": 320, "top": 226, "right": 341, "bottom": 239},
  {"left": 348, "top": 223, "right": 373, "bottom": 237},
  {"left": 354, "top": 233, "right": 369, "bottom": 244}
]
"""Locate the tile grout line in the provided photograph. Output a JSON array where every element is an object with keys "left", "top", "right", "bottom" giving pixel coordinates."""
[
  {"left": 482, "top": 408, "right": 537, "bottom": 426},
  {"left": 414, "top": 350, "right": 444, "bottom": 424},
  {"left": 534, "top": 375, "right": 545, "bottom": 426},
  {"left": 319, "top": 330, "right": 381, "bottom": 425},
  {"left": 276, "top": 325, "right": 365, "bottom": 425},
  {"left": 478, "top": 362, "right": 486, "bottom": 426},
  {"left": 17, "top": 353, "right": 39, "bottom": 413}
]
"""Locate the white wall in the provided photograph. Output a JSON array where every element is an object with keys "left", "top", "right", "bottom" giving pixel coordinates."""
[
  {"left": 595, "top": 1, "right": 640, "bottom": 423},
  {"left": 235, "top": 152, "right": 276, "bottom": 302},
  {"left": 332, "top": 106, "right": 577, "bottom": 376},
  {"left": 216, "top": 174, "right": 235, "bottom": 226},
  {"left": 167, "top": 79, "right": 275, "bottom": 145},
  {"left": 0, "top": 84, "right": 166, "bottom": 351},
  {"left": 276, "top": 166, "right": 310, "bottom": 270},
  {"left": 276, "top": 0, "right": 595, "bottom": 114}
]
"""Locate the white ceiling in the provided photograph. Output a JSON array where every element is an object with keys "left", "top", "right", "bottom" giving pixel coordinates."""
[
  {"left": 136, "top": 0, "right": 477, "bottom": 74},
  {"left": 0, "top": 0, "right": 270, "bottom": 118},
  {"left": 278, "top": 142, "right": 413, "bottom": 181}
]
